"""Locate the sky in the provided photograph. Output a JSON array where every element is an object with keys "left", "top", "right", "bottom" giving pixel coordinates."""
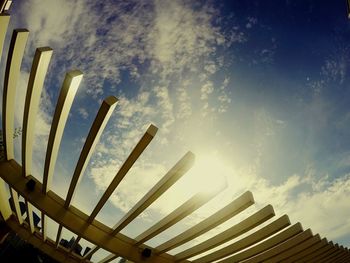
[{"left": 1, "top": 0, "right": 350, "bottom": 261}]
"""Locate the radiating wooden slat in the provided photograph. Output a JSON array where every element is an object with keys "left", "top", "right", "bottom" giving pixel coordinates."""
[
  {"left": 216, "top": 222, "right": 303, "bottom": 263},
  {"left": 241, "top": 229, "right": 313, "bottom": 263},
  {"left": 135, "top": 190, "right": 220, "bottom": 246},
  {"left": 296, "top": 241, "right": 334, "bottom": 263},
  {"left": 2, "top": 29, "right": 28, "bottom": 161},
  {"left": 177, "top": 205, "right": 279, "bottom": 263},
  {"left": 0, "top": 178, "right": 12, "bottom": 220},
  {"left": 42, "top": 70, "right": 83, "bottom": 194},
  {"left": 112, "top": 151, "right": 195, "bottom": 234},
  {"left": 10, "top": 188, "right": 23, "bottom": 224},
  {"left": 56, "top": 225, "right": 63, "bottom": 247},
  {"left": 0, "top": 14, "right": 10, "bottom": 62},
  {"left": 41, "top": 211, "right": 47, "bottom": 241},
  {"left": 285, "top": 238, "right": 328, "bottom": 262},
  {"left": 156, "top": 191, "right": 254, "bottom": 254},
  {"left": 65, "top": 96, "right": 118, "bottom": 208},
  {"left": 84, "top": 151, "right": 195, "bottom": 259},
  {"left": 22, "top": 47, "right": 53, "bottom": 177},
  {"left": 88, "top": 124, "right": 158, "bottom": 223},
  {"left": 338, "top": 252, "right": 350, "bottom": 262},
  {"left": 319, "top": 247, "right": 346, "bottom": 263},
  {"left": 98, "top": 254, "right": 118, "bottom": 263},
  {"left": 25, "top": 199, "right": 35, "bottom": 233},
  {"left": 264, "top": 234, "right": 321, "bottom": 262},
  {"left": 326, "top": 249, "right": 349, "bottom": 263},
  {"left": 303, "top": 243, "right": 339, "bottom": 263}
]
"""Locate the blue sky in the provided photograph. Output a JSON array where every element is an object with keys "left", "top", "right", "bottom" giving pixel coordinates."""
[{"left": 2, "top": 0, "right": 350, "bottom": 261}]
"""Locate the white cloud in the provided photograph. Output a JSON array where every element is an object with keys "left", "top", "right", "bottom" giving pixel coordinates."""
[{"left": 77, "top": 107, "right": 89, "bottom": 119}]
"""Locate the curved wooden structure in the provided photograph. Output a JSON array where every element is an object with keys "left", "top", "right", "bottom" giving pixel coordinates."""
[{"left": 0, "top": 6, "right": 349, "bottom": 263}]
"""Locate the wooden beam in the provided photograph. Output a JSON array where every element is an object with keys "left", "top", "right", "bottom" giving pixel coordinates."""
[
  {"left": 65, "top": 96, "right": 118, "bottom": 208},
  {"left": 135, "top": 191, "right": 219, "bottom": 246},
  {"left": 88, "top": 124, "right": 158, "bottom": 223},
  {"left": 216, "top": 222, "right": 303, "bottom": 263},
  {"left": 0, "top": 14, "right": 10, "bottom": 63},
  {"left": 56, "top": 225, "right": 63, "bottom": 247},
  {"left": 22, "top": 47, "right": 53, "bottom": 177},
  {"left": 285, "top": 238, "right": 328, "bottom": 262},
  {"left": 0, "top": 178, "right": 12, "bottom": 220},
  {"left": 0, "top": 160, "right": 180, "bottom": 263},
  {"left": 42, "top": 70, "right": 83, "bottom": 194},
  {"left": 264, "top": 234, "right": 321, "bottom": 262},
  {"left": 2, "top": 29, "right": 29, "bottom": 160},
  {"left": 318, "top": 247, "right": 346, "bottom": 263},
  {"left": 240, "top": 229, "right": 313, "bottom": 263},
  {"left": 111, "top": 151, "right": 195, "bottom": 235},
  {"left": 156, "top": 191, "right": 254, "bottom": 254},
  {"left": 176, "top": 205, "right": 280, "bottom": 262}
]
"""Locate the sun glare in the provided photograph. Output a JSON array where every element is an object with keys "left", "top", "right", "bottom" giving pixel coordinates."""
[{"left": 183, "top": 153, "right": 229, "bottom": 195}]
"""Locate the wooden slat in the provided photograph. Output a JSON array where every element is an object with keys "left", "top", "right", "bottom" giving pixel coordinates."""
[
  {"left": 325, "top": 250, "right": 349, "bottom": 263},
  {"left": 303, "top": 243, "right": 339, "bottom": 263},
  {"left": 56, "top": 225, "right": 63, "bottom": 247},
  {"left": 264, "top": 234, "right": 321, "bottom": 262},
  {"left": 65, "top": 96, "right": 118, "bottom": 208},
  {"left": 241, "top": 229, "right": 313, "bottom": 263},
  {"left": 2, "top": 29, "right": 29, "bottom": 160},
  {"left": 0, "top": 14, "right": 10, "bottom": 62},
  {"left": 42, "top": 70, "right": 83, "bottom": 194},
  {"left": 22, "top": 47, "right": 53, "bottom": 177},
  {"left": 135, "top": 191, "right": 219, "bottom": 245},
  {"left": 10, "top": 187, "right": 23, "bottom": 224},
  {"left": 98, "top": 254, "right": 118, "bottom": 263},
  {"left": 319, "top": 247, "right": 346, "bottom": 263},
  {"left": 0, "top": 178, "right": 12, "bottom": 220},
  {"left": 88, "top": 124, "right": 158, "bottom": 223},
  {"left": 337, "top": 252, "right": 350, "bottom": 262},
  {"left": 296, "top": 241, "right": 334, "bottom": 262},
  {"left": 25, "top": 199, "right": 35, "bottom": 233},
  {"left": 285, "top": 238, "right": 328, "bottom": 262},
  {"left": 216, "top": 222, "right": 303, "bottom": 263},
  {"left": 112, "top": 151, "right": 195, "bottom": 234},
  {"left": 41, "top": 211, "right": 47, "bottom": 241},
  {"left": 177, "top": 205, "right": 279, "bottom": 263},
  {"left": 156, "top": 191, "right": 254, "bottom": 254}
]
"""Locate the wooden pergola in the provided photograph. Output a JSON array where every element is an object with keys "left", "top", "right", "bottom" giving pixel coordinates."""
[{"left": 0, "top": 3, "right": 349, "bottom": 263}]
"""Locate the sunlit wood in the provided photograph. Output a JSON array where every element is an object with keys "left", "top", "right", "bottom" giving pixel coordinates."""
[
  {"left": 215, "top": 222, "right": 303, "bottom": 263},
  {"left": 135, "top": 191, "right": 219, "bottom": 245},
  {"left": 65, "top": 96, "right": 118, "bottom": 208},
  {"left": 22, "top": 47, "right": 53, "bottom": 177},
  {"left": 177, "top": 205, "right": 279, "bottom": 262},
  {"left": 42, "top": 70, "right": 83, "bottom": 194},
  {"left": 285, "top": 238, "right": 328, "bottom": 262},
  {"left": 240, "top": 229, "right": 313, "bottom": 263},
  {"left": 317, "top": 246, "right": 346, "bottom": 263},
  {"left": 10, "top": 188, "right": 23, "bottom": 224},
  {"left": 264, "top": 234, "right": 320, "bottom": 262},
  {"left": 0, "top": 179, "right": 12, "bottom": 220},
  {"left": 112, "top": 151, "right": 195, "bottom": 235},
  {"left": 156, "top": 191, "right": 254, "bottom": 254},
  {"left": 2, "top": 29, "right": 28, "bottom": 160},
  {"left": 0, "top": 14, "right": 10, "bottom": 62},
  {"left": 88, "top": 124, "right": 158, "bottom": 222}
]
